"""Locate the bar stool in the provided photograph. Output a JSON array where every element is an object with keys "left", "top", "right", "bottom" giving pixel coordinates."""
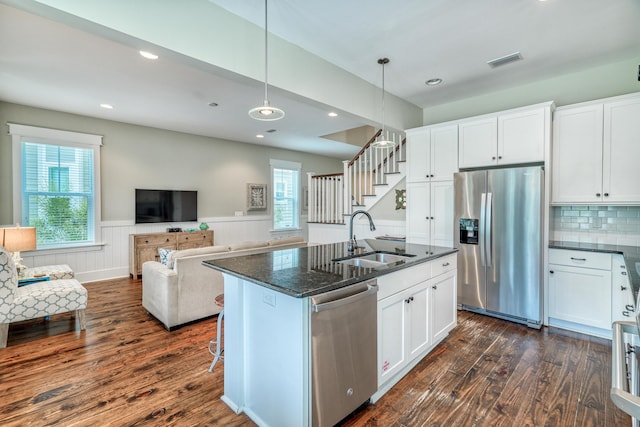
[{"left": 208, "top": 294, "right": 224, "bottom": 372}]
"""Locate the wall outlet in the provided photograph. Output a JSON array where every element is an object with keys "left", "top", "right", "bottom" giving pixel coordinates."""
[
  {"left": 234, "top": 211, "right": 244, "bottom": 216},
  {"left": 263, "top": 291, "right": 276, "bottom": 307}
]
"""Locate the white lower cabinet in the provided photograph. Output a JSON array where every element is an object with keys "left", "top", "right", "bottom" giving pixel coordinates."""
[
  {"left": 547, "top": 248, "right": 635, "bottom": 338},
  {"left": 431, "top": 270, "right": 457, "bottom": 343},
  {"left": 377, "top": 280, "right": 430, "bottom": 386},
  {"left": 548, "top": 263, "right": 612, "bottom": 330},
  {"left": 376, "top": 255, "right": 457, "bottom": 395}
]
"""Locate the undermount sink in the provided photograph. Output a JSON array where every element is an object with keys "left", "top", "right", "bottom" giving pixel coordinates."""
[{"left": 333, "top": 251, "right": 415, "bottom": 269}]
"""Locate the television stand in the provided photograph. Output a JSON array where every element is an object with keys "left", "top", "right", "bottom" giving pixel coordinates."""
[{"left": 129, "top": 230, "right": 213, "bottom": 278}]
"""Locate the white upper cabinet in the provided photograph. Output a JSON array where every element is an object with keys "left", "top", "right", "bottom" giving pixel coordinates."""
[
  {"left": 552, "top": 93, "right": 640, "bottom": 204},
  {"left": 458, "top": 103, "right": 551, "bottom": 169},
  {"left": 406, "top": 123, "right": 458, "bottom": 183},
  {"left": 498, "top": 107, "right": 546, "bottom": 164},
  {"left": 551, "top": 104, "right": 604, "bottom": 203},
  {"left": 603, "top": 95, "right": 640, "bottom": 203},
  {"left": 458, "top": 116, "right": 497, "bottom": 169}
]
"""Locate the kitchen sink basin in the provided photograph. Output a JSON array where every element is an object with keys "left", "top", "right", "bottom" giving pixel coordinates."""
[{"left": 333, "top": 251, "right": 415, "bottom": 269}]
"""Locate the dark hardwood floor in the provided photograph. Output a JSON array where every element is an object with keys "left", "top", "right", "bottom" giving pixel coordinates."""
[{"left": 0, "top": 277, "right": 630, "bottom": 426}]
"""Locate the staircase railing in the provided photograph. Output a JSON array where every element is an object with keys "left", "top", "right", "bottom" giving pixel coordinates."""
[{"left": 308, "top": 129, "right": 405, "bottom": 224}]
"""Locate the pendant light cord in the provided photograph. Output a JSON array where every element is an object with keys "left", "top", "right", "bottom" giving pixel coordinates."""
[{"left": 263, "top": 0, "right": 269, "bottom": 103}]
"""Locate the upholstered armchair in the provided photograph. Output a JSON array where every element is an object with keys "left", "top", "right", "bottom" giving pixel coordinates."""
[{"left": 0, "top": 247, "right": 88, "bottom": 348}]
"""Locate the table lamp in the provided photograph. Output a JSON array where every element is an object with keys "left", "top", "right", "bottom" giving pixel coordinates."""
[{"left": 2, "top": 225, "right": 36, "bottom": 276}]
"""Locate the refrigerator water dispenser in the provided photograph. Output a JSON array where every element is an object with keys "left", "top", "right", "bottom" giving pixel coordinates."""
[{"left": 459, "top": 218, "right": 479, "bottom": 244}]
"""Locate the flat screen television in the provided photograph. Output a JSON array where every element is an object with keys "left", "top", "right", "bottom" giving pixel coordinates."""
[{"left": 135, "top": 189, "right": 197, "bottom": 224}]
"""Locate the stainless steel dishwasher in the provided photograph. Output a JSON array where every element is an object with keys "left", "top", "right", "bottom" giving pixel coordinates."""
[{"left": 311, "top": 279, "right": 378, "bottom": 427}]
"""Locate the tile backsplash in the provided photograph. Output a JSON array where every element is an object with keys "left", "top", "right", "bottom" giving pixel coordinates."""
[{"left": 550, "top": 205, "right": 640, "bottom": 246}]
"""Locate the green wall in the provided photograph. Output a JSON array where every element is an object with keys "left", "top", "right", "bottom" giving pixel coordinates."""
[
  {"left": 0, "top": 102, "right": 343, "bottom": 223},
  {"left": 422, "top": 55, "right": 640, "bottom": 124}
]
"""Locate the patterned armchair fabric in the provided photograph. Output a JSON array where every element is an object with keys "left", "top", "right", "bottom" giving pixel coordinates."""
[{"left": 0, "top": 247, "right": 88, "bottom": 348}]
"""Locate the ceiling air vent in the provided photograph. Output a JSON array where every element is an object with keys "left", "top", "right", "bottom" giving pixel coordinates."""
[{"left": 487, "top": 51, "right": 523, "bottom": 68}]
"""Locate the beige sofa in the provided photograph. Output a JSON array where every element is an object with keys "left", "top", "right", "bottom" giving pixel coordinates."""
[{"left": 142, "top": 236, "right": 306, "bottom": 330}]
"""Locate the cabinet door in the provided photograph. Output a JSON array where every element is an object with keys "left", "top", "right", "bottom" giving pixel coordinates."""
[
  {"left": 378, "top": 291, "right": 408, "bottom": 385},
  {"left": 407, "top": 283, "right": 431, "bottom": 359},
  {"left": 551, "top": 104, "right": 604, "bottom": 203},
  {"left": 430, "top": 124, "right": 458, "bottom": 181},
  {"left": 406, "top": 129, "right": 430, "bottom": 182},
  {"left": 431, "top": 271, "right": 457, "bottom": 343},
  {"left": 405, "top": 182, "right": 430, "bottom": 244},
  {"left": 498, "top": 107, "right": 545, "bottom": 165},
  {"left": 603, "top": 96, "right": 640, "bottom": 203},
  {"left": 548, "top": 264, "right": 611, "bottom": 330},
  {"left": 430, "top": 180, "right": 454, "bottom": 247},
  {"left": 458, "top": 116, "right": 497, "bottom": 169}
]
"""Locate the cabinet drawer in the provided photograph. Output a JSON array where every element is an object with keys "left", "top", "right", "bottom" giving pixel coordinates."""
[
  {"left": 431, "top": 254, "right": 457, "bottom": 277},
  {"left": 177, "top": 232, "right": 210, "bottom": 245},
  {"left": 549, "top": 248, "right": 611, "bottom": 270},
  {"left": 377, "top": 262, "right": 431, "bottom": 301},
  {"left": 135, "top": 234, "right": 174, "bottom": 247}
]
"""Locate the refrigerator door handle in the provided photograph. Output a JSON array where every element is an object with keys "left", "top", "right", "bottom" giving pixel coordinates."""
[
  {"left": 485, "top": 192, "right": 493, "bottom": 267},
  {"left": 480, "top": 192, "right": 486, "bottom": 267}
]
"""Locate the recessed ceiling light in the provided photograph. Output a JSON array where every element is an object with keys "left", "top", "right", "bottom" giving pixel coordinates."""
[
  {"left": 425, "top": 78, "right": 443, "bottom": 86},
  {"left": 328, "top": 112, "right": 338, "bottom": 117},
  {"left": 256, "top": 134, "right": 265, "bottom": 138},
  {"left": 208, "top": 102, "right": 219, "bottom": 107},
  {"left": 99, "top": 103, "right": 113, "bottom": 109},
  {"left": 139, "top": 50, "right": 158, "bottom": 60}
]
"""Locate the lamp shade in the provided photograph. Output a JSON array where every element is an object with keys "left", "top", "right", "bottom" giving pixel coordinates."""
[{"left": 2, "top": 227, "right": 37, "bottom": 252}]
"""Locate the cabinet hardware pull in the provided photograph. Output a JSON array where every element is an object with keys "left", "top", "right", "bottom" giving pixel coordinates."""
[
  {"left": 604, "top": 193, "right": 609, "bottom": 197},
  {"left": 624, "top": 311, "right": 631, "bottom": 317},
  {"left": 405, "top": 296, "right": 414, "bottom": 304},
  {"left": 626, "top": 304, "right": 635, "bottom": 311},
  {"left": 549, "top": 270, "right": 554, "bottom": 274},
  {"left": 596, "top": 193, "right": 601, "bottom": 197},
  {"left": 498, "top": 156, "right": 502, "bottom": 160},
  {"left": 622, "top": 286, "right": 628, "bottom": 291},
  {"left": 492, "top": 156, "right": 496, "bottom": 160},
  {"left": 430, "top": 174, "right": 434, "bottom": 178},
  {"left": 432, "top": 285, "right": 438, "bottom": 290},
  {"left": 621, "top": 271, "right": 627, "bottom": 275},
  {"left": 443, "top": 262, "right": 450, "bottom": 267},
  {"left": 570, "top": 257, "right": 586, "bottom": 261},
  {"left": 145, "top": 240, "right": 149, "bottom": 243}
]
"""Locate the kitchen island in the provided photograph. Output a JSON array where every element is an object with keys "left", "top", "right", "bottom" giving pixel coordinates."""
[{"left": 203, "top": 239, "right": 457, "bottom": 427}]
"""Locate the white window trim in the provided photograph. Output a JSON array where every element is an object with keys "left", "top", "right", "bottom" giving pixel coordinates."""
[
  {"left": 270, "top": 159, "right": 302, "bottom": 231},
  {"left": 8, "top": 123, "right": 103, "bottom": 248}
]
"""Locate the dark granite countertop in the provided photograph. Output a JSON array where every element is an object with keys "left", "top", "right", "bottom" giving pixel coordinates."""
[
  {"left": 549, "top": 240, "right": 640, "bottom": 294},
  {"left": 203, "top": 239, "right": 457, "bottom": 298}
]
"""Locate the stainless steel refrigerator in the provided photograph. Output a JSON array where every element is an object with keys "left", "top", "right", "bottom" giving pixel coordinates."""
[{"left": 454, "top": 166, "right": 544, "bottom": 328}]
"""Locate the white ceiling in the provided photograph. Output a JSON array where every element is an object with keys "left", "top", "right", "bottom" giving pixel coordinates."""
[{"left": 1, "top": 0, "right": 639, "bottom": 159}]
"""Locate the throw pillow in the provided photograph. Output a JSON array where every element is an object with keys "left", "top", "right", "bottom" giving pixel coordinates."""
[{"left": 158, "top": 248, "right": 173, "bottom": 268}]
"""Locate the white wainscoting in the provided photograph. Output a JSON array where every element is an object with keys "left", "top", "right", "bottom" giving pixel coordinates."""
[
  {"left": 19, "top": 215, "right": 308, "bottom": 283},
  {"left": 308, "top": 219, "right": 406, "bottom": 245}
]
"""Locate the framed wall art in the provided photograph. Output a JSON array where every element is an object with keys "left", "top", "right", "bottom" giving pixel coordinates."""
[{"left": 247, "top": 183, "right": 267, "bottom": 210}]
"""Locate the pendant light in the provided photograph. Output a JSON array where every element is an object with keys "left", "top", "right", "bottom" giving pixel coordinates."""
[
  {"left": 248, "top": 0, "right": 285, "bottom": 121},
  {"left": 372, "top": 57, "right": 396, "bottom": 148}
]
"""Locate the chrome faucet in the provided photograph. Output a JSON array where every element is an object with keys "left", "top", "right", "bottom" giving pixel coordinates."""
[{"left": 347, "top": 210, "right": 376, "bottom": 252}]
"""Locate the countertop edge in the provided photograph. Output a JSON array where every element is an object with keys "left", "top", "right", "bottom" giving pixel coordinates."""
[{"left": 203, "top": 247, "right": 458, "bottom": 298}]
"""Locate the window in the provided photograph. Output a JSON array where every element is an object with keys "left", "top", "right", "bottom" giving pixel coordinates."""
[
  {"left": 9, "top": 124, "right": 102, "bottom": 248},
  {"left": 271, "top": 159, "right": 301, "bottom": 230}
]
